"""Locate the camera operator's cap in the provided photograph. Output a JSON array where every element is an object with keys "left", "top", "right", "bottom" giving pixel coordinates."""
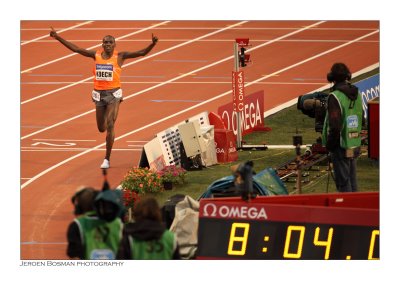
[{"left": 95, "top": 189, "right": 123, "bottom": 209}]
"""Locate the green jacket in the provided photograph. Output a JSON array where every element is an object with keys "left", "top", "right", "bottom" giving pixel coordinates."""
[
  {"left": 75, "top": 212, "right": 123, "bottom": 259},
  {"left": 128, "top": 230, "right": 176, "bottom": 260},
  {"left": 322, "top": 89, "right": 363, "bottom": 150}
]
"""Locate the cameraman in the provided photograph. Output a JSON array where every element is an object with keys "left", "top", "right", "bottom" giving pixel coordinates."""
[
  {"left": 322, "top": 63, "right": 363, "bottom": 192},
  {"left": 67, "top": 189, "right": 124, "bottom": 259}
]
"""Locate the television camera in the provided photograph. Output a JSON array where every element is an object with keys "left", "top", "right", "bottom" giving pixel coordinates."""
[{"left": 297, "top": 91, "right": 329, "bottom": 133}]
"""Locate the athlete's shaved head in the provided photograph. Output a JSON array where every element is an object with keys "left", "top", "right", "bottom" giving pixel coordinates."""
[
  {"left": 103, "top": 35, "right": 115, "bottom": 43},
  {"left": 102, "top": 35, "right": 116, "bottom": 54}
]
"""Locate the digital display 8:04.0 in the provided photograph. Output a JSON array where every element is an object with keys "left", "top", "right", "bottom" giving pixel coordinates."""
[
  {"left": 197, "top": 193, "right": 379, "bottom": 260},
  {"left": 198, "top": 219, "right": 379, "bottom": 259}
]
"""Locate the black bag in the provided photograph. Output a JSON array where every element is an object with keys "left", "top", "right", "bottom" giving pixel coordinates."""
[
  {"left": 161, "top": 194, "right": 186, "bottom": 229},
  {"left": 179, "top": 142, "right": 202, "bottom": 171}
]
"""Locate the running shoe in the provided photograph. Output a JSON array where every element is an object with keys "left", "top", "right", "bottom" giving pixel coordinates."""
[{"left": 100, "top": 159, "right": 110, "bottom": 169}]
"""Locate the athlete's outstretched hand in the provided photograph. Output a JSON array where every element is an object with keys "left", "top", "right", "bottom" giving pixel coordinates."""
[
  {"left": 151, "top": 33, "right": 158, "bottom": 45},
  {"left": 49, "top": 27, "right": 58, "bottom": 39}
]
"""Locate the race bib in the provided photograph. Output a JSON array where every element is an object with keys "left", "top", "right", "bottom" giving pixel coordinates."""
[
  {"left": 92, "top": 90, "right": 101, "bottom": 101},
  {"left": 95, "top": 64, "right": 113, "bottom": 81}
]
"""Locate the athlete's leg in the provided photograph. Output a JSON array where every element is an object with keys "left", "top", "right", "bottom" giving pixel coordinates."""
[
  {"left": 96, "top": 105, "right": 107, "bottom": 133},
  {"left": 104, "top": 100, "right": 121, "bottom": 161}
]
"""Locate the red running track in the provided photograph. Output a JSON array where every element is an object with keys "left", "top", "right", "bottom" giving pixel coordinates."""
[{"left": 20, "top": 20, "right": 379, "bottom": 259}]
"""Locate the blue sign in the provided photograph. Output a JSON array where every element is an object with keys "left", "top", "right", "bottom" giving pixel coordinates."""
[{"left": 354, "top": 74, "right": 379, "bottom": 119}]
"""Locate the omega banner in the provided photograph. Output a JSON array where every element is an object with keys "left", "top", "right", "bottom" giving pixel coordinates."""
[
  {"left": 232, "top": 70, "right": 244, "bottom": 112},
  {"left": 219, "top": 90, "right": 264, "bottom": 136}
]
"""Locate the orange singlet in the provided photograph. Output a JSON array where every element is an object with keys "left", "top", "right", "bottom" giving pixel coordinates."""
[{"left": 93, "top": 50, "right": 121, "bottom": 90}]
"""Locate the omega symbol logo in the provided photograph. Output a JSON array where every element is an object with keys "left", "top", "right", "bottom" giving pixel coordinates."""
[{"left": 203, "top": 203, "right": 217, "bottom": 217}]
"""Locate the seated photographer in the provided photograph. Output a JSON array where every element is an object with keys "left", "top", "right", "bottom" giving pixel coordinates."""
[
  {"left": 66, "top": 188, "right": 124, "bottom": 259},
  {"left": 322, "top": 62, "right": 363, "bottom": 192}
]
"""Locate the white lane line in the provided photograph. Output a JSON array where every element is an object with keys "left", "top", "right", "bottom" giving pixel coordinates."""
[
  {"left": 32, "top": 138, "right": 96, "bottom": 141},
  {"left": 20, "top": 21, "right": 94, "bottom": 46},
  {"left": 21, "top": 21, "right": 171, "bottom": 74},
  {"left": 22, "top": 39, "right": 379, "bottom": 43},
  {"left": 23, "top": 81, "right": 326, "bottom": 85},
  {"left": 21, "top": 21, "right": 246, "bottom": 105},
  {"left": 21, "top": 148, "right": 141, "bottom": 151},
  {"left": 21, "top": 26, "right": 378, "bottom": 31},
  {"left": 31, "top": 141, "right": 76, "bottom": 147},
  {"left": 126, "top": 140, "right": 148, "bottom": 142},
  {"left": 21, "top": 21, "right": 320, "bottom": 140},
  {"left": 21, "top": 28, "right": 378, "bottom": 190},
  {"left": 21, "top": 241, "right": 68, "bottom": 245}
]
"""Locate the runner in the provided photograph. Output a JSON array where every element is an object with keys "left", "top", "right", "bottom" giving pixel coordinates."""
[{"left": 50, "top": 27, "right": 158, "bottom": 168}]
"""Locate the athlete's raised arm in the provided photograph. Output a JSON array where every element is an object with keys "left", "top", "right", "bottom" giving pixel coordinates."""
[
  {"left": 50, "top": 27, "right": 96, "bottom": 59},
  {"left": 119, "top": 34, "right": 158, "bottom": 61}
]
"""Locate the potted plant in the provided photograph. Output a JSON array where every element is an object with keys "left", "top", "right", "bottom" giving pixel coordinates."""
[
  {"left": 120, "top": 167, "right": 163, "bottom": 195},
  {"left": 158, "top": 165, "right": 187, "bottom": 190},
  {"left": 120, "top": 167, "right": 164, "bottom": 221}
]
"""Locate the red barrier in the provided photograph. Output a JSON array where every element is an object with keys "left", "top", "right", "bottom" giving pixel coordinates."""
[
  {"left": 368, "top": 97, "right": 379, "bottom": 159},
  {"left": 209, "top": 112, "right": 238, "bottom": 163},
  {"left": 214, "top": 129, "right": 238, "bottom": 163}
]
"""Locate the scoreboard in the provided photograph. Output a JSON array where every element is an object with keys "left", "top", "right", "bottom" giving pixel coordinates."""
[{"left": 197, "top": 192, "right": 379, "bottom": 260}]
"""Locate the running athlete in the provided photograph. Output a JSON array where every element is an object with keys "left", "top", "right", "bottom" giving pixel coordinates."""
[{"left": 50, "top": 27, "right": 158, "bottom": 169}]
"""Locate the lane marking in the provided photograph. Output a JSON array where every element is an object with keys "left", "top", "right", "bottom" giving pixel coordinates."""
[
  {"left": 28, "top": 74, "right": 83, "bottom": 77},
  {"left": 32, "top": 138, "right": 96, "bottom": 141},
  {"left": 21, "top": 125, "right": 48, "bottom": 128},
  {"left": 20, "top": 21, "right": 94, "bottom": 46},
  {"left": 292, "top": 78, "right": 326, "bottom": 81},
  {"left": 21, "top": 26, "right": 378, "bottom": 31},
  {"left": 21, "top": 27, "right": 379, "bottom": 189},
  {"left": 21, "top": 21, "right": 246, "bottom": 105},
  {"left": 151, "top": 99, "right": 203, "bottom": 103},
  {"left": 22, "top": 81, "right": 326, "bottom": 85},
  {"left": 21, "top": 21, "right": 171, "bottom": 74},
  {"left": 21, "top": 241, "right": 68, "bottom": 245},
  {"left": 154, "top": 59, "right": 208, "bottom": 63},
  {"left": 21, "top": 148, "right": 141, "bottom": 151},
  {"left": 193, "top": 76, "right": 230, "bottom": 79},
  {"left": 31, "top": 142, "right": 76, "bottom": 147},
  {"left": 126, "top": 140, "right": 148, "bottom": 142},
  {"left": 22, "top": 38, "right": 379, "bottom": 43},
  {"left": 122, "top": 75, "right": 165, "bottom": 78}
]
